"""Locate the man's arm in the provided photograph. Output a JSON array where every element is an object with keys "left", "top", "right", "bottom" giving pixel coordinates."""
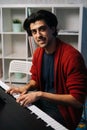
[
  {"left": 39, "top": 92, "right": 83, "bottom": 108},
  {"left": 16, "top": 90, "right": 83, "bottom": 108}
]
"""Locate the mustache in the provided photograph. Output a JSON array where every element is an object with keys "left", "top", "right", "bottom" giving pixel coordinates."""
[{"left": 38, "top": 36, "right": 46, "bottom": 41}]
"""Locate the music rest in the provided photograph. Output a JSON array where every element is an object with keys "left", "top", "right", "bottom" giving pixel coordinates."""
[{"left": 0, "top": 86, "right": 53, "bottom": 130}]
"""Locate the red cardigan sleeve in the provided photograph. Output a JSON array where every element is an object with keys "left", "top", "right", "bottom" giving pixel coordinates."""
[
  {"left": 63, "top": 47, "right": 87, "bottom": 104},
  {"left": 30, "top": 47, "right": 44, "bottom": 89}
]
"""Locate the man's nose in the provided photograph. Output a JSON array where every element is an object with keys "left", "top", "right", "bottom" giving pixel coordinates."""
[{"left": 36, "top": 30, "right": 41, "bottom": 36}]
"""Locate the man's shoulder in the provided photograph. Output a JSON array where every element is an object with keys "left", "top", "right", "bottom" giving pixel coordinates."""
[
  {"left": 33, "top": 47, "right": 44, "bottom": 58},
  {"left": 58, "top": 39, "right": 80, "bottom": 56},
  {"left": 34, "top": 47, "right": 43, "bottom": 53},
  {"left": 56, "top": 38, "right": 83, "bottom": 64}
]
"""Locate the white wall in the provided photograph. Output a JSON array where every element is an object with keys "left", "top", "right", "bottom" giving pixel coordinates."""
[{"left": 0, "top": 0, "right": 87, "bottom": 7}]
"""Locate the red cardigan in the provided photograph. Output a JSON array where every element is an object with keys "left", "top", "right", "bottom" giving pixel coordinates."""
[{"left": 30, "top": 38, "right": 87, "bottom": 130}]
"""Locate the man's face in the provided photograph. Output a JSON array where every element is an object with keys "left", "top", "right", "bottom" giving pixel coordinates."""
[{"left": 30, "top": 20, "right": 55, "bottom": 48}]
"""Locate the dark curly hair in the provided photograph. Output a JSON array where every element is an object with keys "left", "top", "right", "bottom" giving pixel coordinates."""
[{"left": 23, "top": 10, "right": 58, "bottom": 36}]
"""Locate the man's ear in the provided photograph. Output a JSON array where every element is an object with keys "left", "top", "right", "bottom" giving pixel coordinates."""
[
  {"left": 51, "top": 27, "right": 56, "bottom": 35},
  {"left": 51, "top": 27, "right": 56, "bottom": 32},
  {"left": 51, "top": 27, "right": 56, "bottom": 36}
]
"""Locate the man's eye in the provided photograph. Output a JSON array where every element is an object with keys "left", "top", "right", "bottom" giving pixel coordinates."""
[
  {"left": 31, "top": 30, "right": 36, "bottom": 34},
  {"left": 40, "top": 26, "right": 46, "bottom": 31}
]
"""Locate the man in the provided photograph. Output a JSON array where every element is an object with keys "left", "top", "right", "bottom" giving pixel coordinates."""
[{"left": 7, "top": 10, "right": 87, "bottom": 130}]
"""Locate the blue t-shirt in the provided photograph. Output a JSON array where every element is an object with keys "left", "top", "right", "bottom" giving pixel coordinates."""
[
  {"left": 39, "top": 52, "right": 65, "bottom": 126},
  {"left": 42, "top": 52, "right": 55, "bottom": 92}
]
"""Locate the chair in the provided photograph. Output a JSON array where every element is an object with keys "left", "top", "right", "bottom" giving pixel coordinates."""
[{"left": 9, "top": 60, "right": 32, "bottom": 85}]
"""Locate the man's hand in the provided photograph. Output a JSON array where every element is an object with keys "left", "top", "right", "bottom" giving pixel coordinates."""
[
  {"left": 6, "top": 86, "right": 27, "bottom": 95},
  {"left": 16, "top": 91, "right": 42, "bottom": 106}
]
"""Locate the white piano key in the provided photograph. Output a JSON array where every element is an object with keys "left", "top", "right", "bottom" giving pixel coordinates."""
[
  {"left": 0, "top": 80, "right": 68, "bottom": 130},
  {"left": 0, "top": 80, "right": 9, "bottom": 90},
  {"left": 28, "top": 105, "right": 68, "bottom": 130}
]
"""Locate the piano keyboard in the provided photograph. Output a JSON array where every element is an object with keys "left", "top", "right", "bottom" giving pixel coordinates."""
[{"left": 0, "top": 80, "right": 68, "bottom": 130}]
